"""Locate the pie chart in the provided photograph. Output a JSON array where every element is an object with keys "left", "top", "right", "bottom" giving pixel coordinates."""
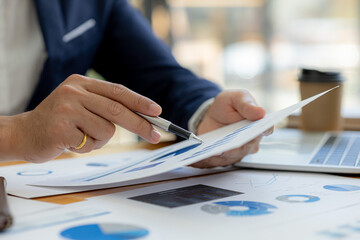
[
  {"left": 201, "top": 201, "right": 277, "bottom": 216},
  {"left": 323, "top": 184, "right": 360, "bottom": 192},
  {"left": 276, "top": 194, "right": 320, "bottom": 203},
  {"left": 60, "top": 223, "right": 149, "bottom": 240}
]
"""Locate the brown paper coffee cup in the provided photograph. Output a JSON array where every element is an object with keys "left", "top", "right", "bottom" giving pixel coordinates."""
[{"left": 299, "top": 69, "right": 344, "bottom": 131}]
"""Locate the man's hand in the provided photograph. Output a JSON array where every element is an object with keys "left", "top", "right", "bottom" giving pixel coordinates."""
[
  {"left": 191, "top": 90, "right": 272, "bottom": 168},
  {"left": 8, "top": 74, "right": 162, "bottom": 163}
]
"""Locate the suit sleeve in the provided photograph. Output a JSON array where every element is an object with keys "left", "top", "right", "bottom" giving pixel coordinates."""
[{"left": 92, "top": 0, "right": 221, "bottom": 129}]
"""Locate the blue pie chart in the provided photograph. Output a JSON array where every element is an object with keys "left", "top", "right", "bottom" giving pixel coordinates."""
[
  {"left": 60, "top": 223, "right": 149, "bottom": 240},
  {"left": 202, "top": 201, "right": 277, "bottom": 216},
  {"left": 276, "top": 194, "right": 320, "bottom": 203},
  {"left": 323, "top": 184, "right": 360, "bottom": 192}
]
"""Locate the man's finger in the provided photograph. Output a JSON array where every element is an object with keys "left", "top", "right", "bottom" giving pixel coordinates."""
[
  {"left": 82, "top": 93, "right": 162, "bottom": 143},
  {"left": 221, "top": 135, "right": 262, "bottom": 160},
  {"left": 232, "top": 91, "right": 266, "bottom": 121},
  {"left": 262, "top": 127, "right": 274, "bottom": 136},
  {"left": 67, "top": 128, "right": 96, "bottom": 153},
  {"left": 74, "top": 109, "right": 116, "bottom": 142},
  {"left": 83, "top": 77, "right": 162, "bottom": 116}
]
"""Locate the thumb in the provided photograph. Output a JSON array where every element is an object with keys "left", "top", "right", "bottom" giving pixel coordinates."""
[{"left": 232, "top": 94, "right": 266, "bottom": 121}]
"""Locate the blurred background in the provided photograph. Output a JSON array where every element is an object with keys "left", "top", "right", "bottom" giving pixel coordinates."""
[
  {"left": 107, "top": 0, "right": 360, "bottom": 144},
  {"left": 131, "top": 0, "right": 360, "bottom": 112}
]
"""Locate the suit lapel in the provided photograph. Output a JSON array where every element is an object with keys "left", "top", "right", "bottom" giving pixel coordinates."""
[{"left": 34, "top": 0, "right": 65, "bottom": 58}]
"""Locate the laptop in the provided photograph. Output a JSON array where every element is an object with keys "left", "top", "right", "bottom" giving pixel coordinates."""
[{"left": 235, "top": 128, "right": 360, "bottom": 174}]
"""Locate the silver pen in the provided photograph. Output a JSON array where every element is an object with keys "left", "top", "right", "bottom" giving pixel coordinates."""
[{"left": 136, "top": 112, "right": 204, "bottom": 143}]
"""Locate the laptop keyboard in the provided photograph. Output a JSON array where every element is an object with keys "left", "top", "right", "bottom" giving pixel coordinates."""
[{"left": 310, "top": 134, "right": 360, "bottom": 167}]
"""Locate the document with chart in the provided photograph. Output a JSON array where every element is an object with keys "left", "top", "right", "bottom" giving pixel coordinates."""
[{"left": 30, "top": 88, "right": 335, "bottom": 187}]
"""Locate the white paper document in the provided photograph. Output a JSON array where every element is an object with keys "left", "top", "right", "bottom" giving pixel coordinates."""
[
  {"left": 1, "top": 200, "right": 110, "bottom": 240},
  {"left": 4, "top": 170, "right": 360, "bottom": 240},
  {"left": 83, "top": 170, "right": 360, "bottom": 240},
  {"left": 0, "top": 151, "right": 229, "bottom": 198},
  {"left": 7, "top": 196, "right": 59, "bottom": 217},
  {"left": 252, "top": 202, "right": 360, "bottom": 240},
  {"left": 29, "top": 88, "right": 334, "bottom": 187}
]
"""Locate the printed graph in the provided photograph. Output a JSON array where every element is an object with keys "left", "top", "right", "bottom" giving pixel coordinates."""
[
  {"left": 323, "top": 184, "right": 360, "bottom": 192},
  {"left": 276, "top": 194, "right": 320, "bottom": 203},
  {"left": 61, "top": 223, "right": 149, "bottom": 240},
  {"left": 201, "top": 201, "right": 277, "bottom": 216}
]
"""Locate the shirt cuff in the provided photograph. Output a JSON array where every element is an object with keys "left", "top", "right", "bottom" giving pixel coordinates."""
[{"left": 188, "top": 98, "right": 215, "bottom": 134}]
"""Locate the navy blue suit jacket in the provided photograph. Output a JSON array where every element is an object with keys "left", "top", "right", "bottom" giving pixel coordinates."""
[{"left": 28, "top": 0, "right": 221, "bottom": 129}]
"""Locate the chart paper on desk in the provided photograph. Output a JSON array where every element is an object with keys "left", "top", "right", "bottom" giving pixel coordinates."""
[
  {"left": 0, "top": 151, "right": 229, "bottom": 198},
  {"left": 31, "top": 88, "right": 334, "bottom": 187},
  {"left": 78, "top": 170, "right": 360, "bottom": 240},
  {"left": 4, "top": 170, "right": 360, "bottom": 239}
]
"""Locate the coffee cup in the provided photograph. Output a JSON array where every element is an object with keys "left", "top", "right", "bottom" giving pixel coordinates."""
[{"left": 298, "top": 68, "right": 344, "bottom": 131}]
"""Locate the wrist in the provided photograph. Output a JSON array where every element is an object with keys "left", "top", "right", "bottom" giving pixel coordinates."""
[
  {"left": 0, "top": 116, "right": 16, "bottom": 160},
  {"left": 0, "top": 114, "right": 27, "bottom": 161}
]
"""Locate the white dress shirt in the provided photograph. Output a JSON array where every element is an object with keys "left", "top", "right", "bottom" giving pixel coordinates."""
[{"left": 0, "top": 0, "right": 47, "bottom": 115}]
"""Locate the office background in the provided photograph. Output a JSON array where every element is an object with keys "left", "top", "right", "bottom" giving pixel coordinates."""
[{"left": 101, "top": 0, "right": 360, "bottom": 144}]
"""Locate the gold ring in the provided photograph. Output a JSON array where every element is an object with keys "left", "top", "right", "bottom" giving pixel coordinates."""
[{"left": 75, "top": 133, "right": 87, "bottom": 150}]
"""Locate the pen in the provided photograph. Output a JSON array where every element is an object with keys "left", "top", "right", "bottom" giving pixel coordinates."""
[
  {"left": 136, "top": 112, "right": 204, "bottom": 143},
  {"left": 0, "top": 177, "right": 12, "bottom": 231}
]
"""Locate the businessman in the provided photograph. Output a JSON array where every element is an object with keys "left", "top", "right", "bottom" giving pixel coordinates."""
[{"left": 0, "top": 0, "right": 269, "bottom": 168}]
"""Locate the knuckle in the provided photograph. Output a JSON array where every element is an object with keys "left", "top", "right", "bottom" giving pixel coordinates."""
[
  {"left": 110, "top": 84, "right": 127, "bottom": 98},
  {"left": 67, "top": 74, "right": 83, "bottom": 82},
  {"left": 108, "top": 101, "right": 124, "bottom": 116},
  {"left": 132, "top": 94, "right": 150, "bottom": 110},
  {"left": 57, "top": 84, "right": 72, "bottom": 95},
  {"left": 135, "top": 96, "right": 143, "bottom": 108},
  {"left": 57, "top": 84, "right": 82, "bottom": 97}
]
